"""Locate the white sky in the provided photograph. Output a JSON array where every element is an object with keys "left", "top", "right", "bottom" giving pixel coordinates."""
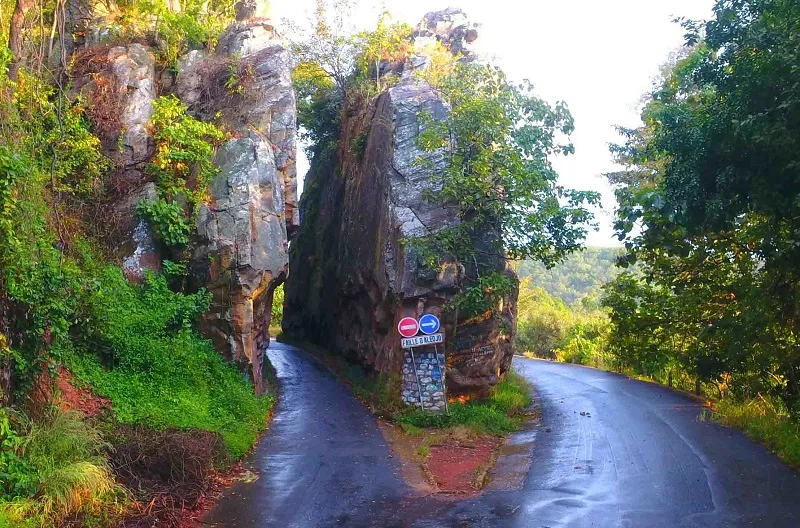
[{"left": 270, "top": 0, "right": 715, "bottom": 246}]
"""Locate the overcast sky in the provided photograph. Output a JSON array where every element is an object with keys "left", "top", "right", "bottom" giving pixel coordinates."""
[{"left": 270, "top": 0, "right": 715, "bottom": 246}]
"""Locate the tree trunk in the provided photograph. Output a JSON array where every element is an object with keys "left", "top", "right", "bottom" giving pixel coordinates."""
[{"left": 7, "top": 0, "right": 35, "bottom": 82}]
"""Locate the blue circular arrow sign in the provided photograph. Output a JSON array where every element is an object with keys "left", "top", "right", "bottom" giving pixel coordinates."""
[{"left": 418, "top": 314, "right": 440, "bottom": 335}]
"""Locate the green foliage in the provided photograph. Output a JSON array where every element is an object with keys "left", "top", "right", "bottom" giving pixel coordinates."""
[
  {"left": 0, "top": 409, "right": 37, "bottom": 500},
  {"left": 417, "top": 62, "right": 599, "bottom": 266},
  {"left": 286, "top": 0, "right": 361, "bottom": 96},
  {"left": 137, "top": 199, "right": 192, "bottom": 247},
  {"left": 290, "top": 4, "right": 413, "bottom": 159},
  {"left": 0, "top": 408, "right": 123, "bottom": 527},
  {"left": 270, "top": 284, "right": 284, "bottom": 332},
  {"left": 354, "top": 12, "right": 412, "bottom": 93},
  {"left": 398, "top": 370, "right": 532, "bottom": 435},
  {"left": 604, "top": 0, "right": 800, "bottom": 417},
  {"left": 0, "top": 148, "right": 87, "bottom": 391},
  {"left": 224, "top": 54, "right": 251, "bottom": 95},
  {"left": 148, "top": 95, "right": 225, "bottom": 205},
  {"left": 516, "top": 278, "right": 608, "bottom": 365},
  {"left": 517, "top": 247, "right": 623, "bottom": 305},
  {"left": 349, "top": 127, "right": 369, "bottom": 160},
  {"left": 292, "top": 61, "right": 342, "bottom": 159},
  {"left": 65, "top": 258, "right": 271, "bottom": 458},
  {"left": 412, "top": 40, "right": 456, "bottom": 88},
  {"left": 447, "top": 271, "right": 515, "bottom": 320},
  {"left": 133, "top": 0, "right": 234, "bottom": 67},
  {"left": 143, "top": 95, "right": 224, "bottom": 248}
]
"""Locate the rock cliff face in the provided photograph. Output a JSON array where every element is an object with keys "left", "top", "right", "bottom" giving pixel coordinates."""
[
  {"left": 174, "top": 14, "right": 297, "bottom": 392},
  {"left": 69, "top": 4, "right": 296, "bottom": 392},
  {"left": 284, "top": 9, "right": 517, "bottom": 401},
  {"left": 71, "top": 42, "right": 160, "bottom": 281}
]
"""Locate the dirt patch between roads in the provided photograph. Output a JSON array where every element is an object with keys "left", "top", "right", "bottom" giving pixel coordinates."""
[
  {"left": 427, "top": 437, "right": 502, "bottom": 493},
  {"left": 379, "top": 422, "right": 506, "bottom": 495}
]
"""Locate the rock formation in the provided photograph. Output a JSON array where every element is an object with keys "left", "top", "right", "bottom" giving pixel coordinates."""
[
  {"left": 67, "top": 1, "right": 297, "bottom": 393},
  {"left": 283, "top": 9, "right": 517, "bottom": 403},
  {"left": 71, "top": 42, "right": 160, "bottom": 281},
  {"left": 178, "top": 10, "right": 297, "bottom": 393}
]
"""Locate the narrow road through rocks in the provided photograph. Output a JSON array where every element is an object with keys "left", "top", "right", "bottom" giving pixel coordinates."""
[
  {"left": 206, "top": 341, "right": 417, "bottom": 527},
  {"left": 207, "top": 346, "right": 800, "bottom": 528}
]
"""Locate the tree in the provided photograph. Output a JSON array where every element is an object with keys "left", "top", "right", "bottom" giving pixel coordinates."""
[
  {"left": 412, "top": 63, "right": 599, "bottom": 317},
  {"left": 6, "top": 0, "right": 34, "bottom": 82},
  {"left": 355, "top": 12, "right": 412, "bottom": 92},
  {"left": 605, "top": 0, "right": 800, "bottom": 416},
  {"left": 416, "top": 63, "right": 599, "bottom": 262},
  {"left": 287, "top": 0, "right": 359, "bottom": 98}
]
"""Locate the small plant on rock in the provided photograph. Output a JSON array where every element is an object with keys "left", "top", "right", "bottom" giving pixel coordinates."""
[{"left": 142, "top": 95, "right": 225, "bottom": 248}]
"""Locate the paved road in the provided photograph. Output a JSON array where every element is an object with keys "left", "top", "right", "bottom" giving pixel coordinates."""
[
  {"left": 207, "top": 346, "right": 800, "bottom": 528},
  {"left": 433, "top": 358, "right": 800, "bottom": 527},
  {"left": 206, "top": 341, "right": 415, "bottom": 527}
]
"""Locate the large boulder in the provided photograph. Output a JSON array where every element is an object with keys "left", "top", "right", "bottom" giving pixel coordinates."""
[
  {"left": 191, "top": 135, "right": 288, "bottom": 394},
  {"left": 177, "top": 18, "right": 298, "bottom": 235},
  {"left": 177, "top": 14, "right": 297, "bottom": 392},
  {"left": 284, "top": 9, "right": 516, "bottom": 402},
  {"left": 284, "top": 73, "right": 516, "bottom": 400}
]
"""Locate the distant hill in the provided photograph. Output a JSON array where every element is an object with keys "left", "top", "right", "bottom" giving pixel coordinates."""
[{"left": 516, "top": 247, "right": 623, "bottom": 305}]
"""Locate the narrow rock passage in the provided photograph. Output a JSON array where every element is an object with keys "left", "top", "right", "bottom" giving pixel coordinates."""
[{"left": 205, "top": 341, "right": 412, "bottom": 527}]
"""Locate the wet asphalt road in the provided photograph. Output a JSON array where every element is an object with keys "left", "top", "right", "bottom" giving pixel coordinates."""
[
  {"left": 207, "top": 346, "right": 800, "bottom": 528},
  {"left": 206, "top": 341, "right": 413, "bottom": 527},
  {"left": 431, "top": 358, "right": 800, "bottom": 527}
]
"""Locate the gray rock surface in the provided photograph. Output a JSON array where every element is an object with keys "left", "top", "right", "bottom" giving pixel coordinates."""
[
  {"left": 191, "top": 136, "right": 288, "bottom": 394},
  {"left": 177, "top": 19, "right": 298, "bottom": 233},
  {"left": 177, "top": 18, "right": 296, "bottom": 392},
  {"left": 414, "top": 8, "right": 480, "bottom": 60},
  {"left": 108, "top": 44, "right": 156, "bottom": 168}
]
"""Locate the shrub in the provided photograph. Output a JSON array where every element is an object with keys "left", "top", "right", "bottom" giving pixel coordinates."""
[
  {"left": 142, "top": 95, "right": 225, "bottom": 248},
  {"left": 108, "top": 426, "right": 227, "bottom": 506},
  {"left": 137, "top": 199, "right": 192, "bottom": 247}
]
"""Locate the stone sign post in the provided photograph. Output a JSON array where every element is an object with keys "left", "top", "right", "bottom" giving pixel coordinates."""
[{"left": 400, "top": 315, "right": 448, "bottom": 412}]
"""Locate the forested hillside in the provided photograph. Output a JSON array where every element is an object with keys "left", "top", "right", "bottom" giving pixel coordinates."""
[{"left": 517, "top": 247, "right": 621, "bottom": 305}]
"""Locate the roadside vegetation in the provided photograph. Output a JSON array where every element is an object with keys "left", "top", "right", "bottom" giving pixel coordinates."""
[{"left": 398, "top": 370, "right": 533, "bottom": 435}]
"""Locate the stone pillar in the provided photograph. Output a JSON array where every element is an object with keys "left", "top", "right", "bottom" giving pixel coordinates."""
[{"left": 402, "top": 347, "right": 447, "bottom": 412}]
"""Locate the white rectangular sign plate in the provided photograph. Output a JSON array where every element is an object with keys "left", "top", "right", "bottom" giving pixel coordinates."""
[{"left": 401, "top": 333, "right": 444, "bottom": 349}]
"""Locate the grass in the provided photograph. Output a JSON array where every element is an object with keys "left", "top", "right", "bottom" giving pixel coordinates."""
[
  {"left": 707, "top": 396, "right": 800, "bottom": 468},
  {"left": 0, "top": 408, "right": 127, "bottom": 528},
  {"left": 397, "top": 370, "right": 533, "bottom": 435},
  {"left": 64, "top": 265, "right": 273, "bottom": 458}
]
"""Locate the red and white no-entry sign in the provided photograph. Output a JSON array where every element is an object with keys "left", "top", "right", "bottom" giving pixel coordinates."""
[{"left": 397, "top": 317, "right": 419, "bottom": 338}]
